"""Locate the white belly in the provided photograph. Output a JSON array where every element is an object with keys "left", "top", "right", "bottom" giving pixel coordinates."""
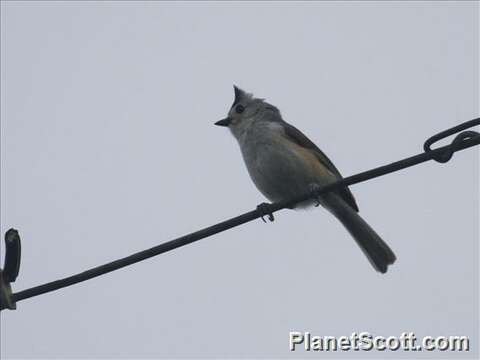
[{"left": 238, "top": 129, "right": 336, "bottom": 204}]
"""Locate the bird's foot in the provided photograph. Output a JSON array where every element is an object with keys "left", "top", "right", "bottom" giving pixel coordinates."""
[
  {"left": 308, "top": 184, "right": 322, "bottom": 207},
  {"left": 256, "top": 202, "right": 275, "bottom": 223}
]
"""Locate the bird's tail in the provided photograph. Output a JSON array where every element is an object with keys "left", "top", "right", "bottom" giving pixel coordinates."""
[{"left": 323, "top": 193, "right": 396, "bottom": 273}]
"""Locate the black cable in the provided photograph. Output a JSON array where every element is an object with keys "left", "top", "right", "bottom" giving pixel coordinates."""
[{"left": 7, "top": 118, "right": 480, "bottom": 305}]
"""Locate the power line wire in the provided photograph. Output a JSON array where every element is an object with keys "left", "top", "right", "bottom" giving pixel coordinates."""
[{"left": 1, "top": 118, "right": 479, "bottom": 310}]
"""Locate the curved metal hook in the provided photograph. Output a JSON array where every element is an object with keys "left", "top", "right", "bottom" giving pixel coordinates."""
[{"left": 424, "top": 118, "right": 480, "bottom": 163}]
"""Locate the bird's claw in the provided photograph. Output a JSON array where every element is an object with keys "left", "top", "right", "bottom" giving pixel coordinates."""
[
  {"left": 256, "top": 203, "right": 275, "bottom": 223},
  {"left": 309, "top": 184, "right": 322, "bottom": 207}
]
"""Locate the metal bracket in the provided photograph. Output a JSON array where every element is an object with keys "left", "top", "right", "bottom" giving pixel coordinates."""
[{"left": 0, "top": 229, "right": 21, "bottom": 311}]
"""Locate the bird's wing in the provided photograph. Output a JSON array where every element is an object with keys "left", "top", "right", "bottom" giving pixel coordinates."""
[{"left": 281, "top": 121, "right": 359, "bottom": 212}]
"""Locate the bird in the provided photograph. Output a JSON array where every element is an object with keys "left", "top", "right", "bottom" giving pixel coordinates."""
[{"left": 215, "top": 86, "right": 396, "bottom": 273}]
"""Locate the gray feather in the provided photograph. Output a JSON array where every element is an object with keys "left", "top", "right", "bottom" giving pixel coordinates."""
[
  {"left": 281, "top": 121, "right": 359, "bottom": 212},
  {"left": 323, "top": 193, "right": 396, "bottom": 273}
]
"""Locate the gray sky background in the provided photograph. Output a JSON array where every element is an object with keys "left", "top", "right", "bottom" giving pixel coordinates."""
[{"left": 1, "top": 1, "right": 478, "bottom": 359}]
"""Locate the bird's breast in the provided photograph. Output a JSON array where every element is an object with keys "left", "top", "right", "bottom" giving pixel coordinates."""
[{"left": 238, "top": 129, "right": 328, "bottom": 203}]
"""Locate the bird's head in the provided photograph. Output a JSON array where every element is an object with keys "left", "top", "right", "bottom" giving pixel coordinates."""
[{"left": 215, "top": 85, "right": 280, "bottom": 137}]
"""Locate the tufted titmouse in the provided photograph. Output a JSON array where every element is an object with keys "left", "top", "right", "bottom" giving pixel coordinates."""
[{"left": 215, "top": 86, "right": 396, "bottom": 273}]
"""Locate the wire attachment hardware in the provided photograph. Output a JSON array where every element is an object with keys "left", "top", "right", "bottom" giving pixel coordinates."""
[
  {"left": 0, "top": 228, "right": 21, "bottom": 310},
  {"left": 423, "top": 118, "right": 480, "bottom": 163}
]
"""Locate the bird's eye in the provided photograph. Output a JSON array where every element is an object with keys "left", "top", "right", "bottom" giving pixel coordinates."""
[{"left": 235, "top": 104, "right": 245, "bottom": 114}]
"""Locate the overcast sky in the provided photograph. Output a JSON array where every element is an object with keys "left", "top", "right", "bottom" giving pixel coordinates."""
[{"left": 1, "top": 1, "right": 478, "bottom": 359}]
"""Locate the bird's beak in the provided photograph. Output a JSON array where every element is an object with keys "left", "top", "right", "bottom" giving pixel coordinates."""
[{"left": 215, "top": 117, "right": 232, "bottom": 127}]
